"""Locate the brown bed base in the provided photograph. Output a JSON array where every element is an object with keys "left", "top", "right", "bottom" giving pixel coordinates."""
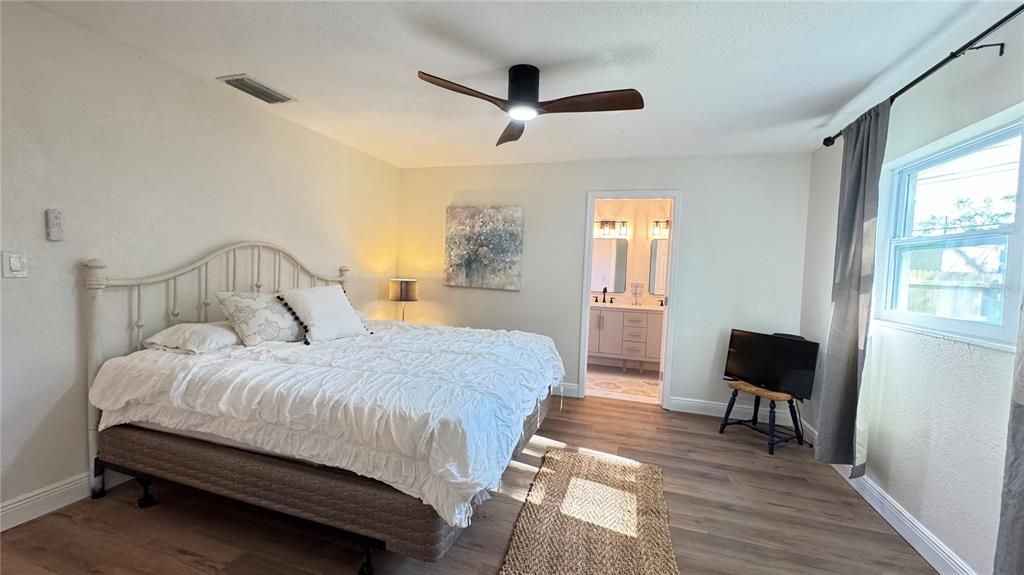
[{"left": 92, "top": 394, "right": 549, "bottom": 567}]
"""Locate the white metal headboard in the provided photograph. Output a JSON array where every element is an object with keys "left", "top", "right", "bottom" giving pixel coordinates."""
[{"left": 82, "top": 241, "right": 348, "bottom": 497}]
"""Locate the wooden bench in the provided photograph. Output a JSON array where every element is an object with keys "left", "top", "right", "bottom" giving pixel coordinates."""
[{"left": 717, "top": 379, "right": 805, "bottom": 455}]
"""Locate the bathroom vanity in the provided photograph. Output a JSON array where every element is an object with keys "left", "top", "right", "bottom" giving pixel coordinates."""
[{"left": 588, "top": 302, "right": 664, "bottom": 372}]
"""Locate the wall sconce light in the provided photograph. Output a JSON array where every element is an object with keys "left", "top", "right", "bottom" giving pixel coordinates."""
[
  {"left": 594, "top": 220, "right": 629, "bottom": 238},
  {"left": 651, "top": 220, "right": 670, "bottom": 239}
]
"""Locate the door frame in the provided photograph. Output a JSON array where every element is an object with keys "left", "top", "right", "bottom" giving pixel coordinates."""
[{"left": 577, "top": 189, "right": 684, "bottom": 409}]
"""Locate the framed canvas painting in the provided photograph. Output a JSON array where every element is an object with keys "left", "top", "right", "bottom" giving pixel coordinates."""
[{"left": 444, "top": 206, "right": 523, "bottom": 291}]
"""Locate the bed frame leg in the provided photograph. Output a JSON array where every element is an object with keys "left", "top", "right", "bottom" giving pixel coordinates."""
[
  {"left": 90, "top": 458, "right": 107, "bottom": 500},
  {"left": 357, "top": 544, "right": 374, "bottom": 575},
  {"left": 136, "top": 476, "right": 157, "bottom": 509}
]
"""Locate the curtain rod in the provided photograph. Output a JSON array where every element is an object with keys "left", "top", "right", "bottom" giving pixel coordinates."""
[{"left": 822, "top": 3, "right": 1024, "bottom": 147}]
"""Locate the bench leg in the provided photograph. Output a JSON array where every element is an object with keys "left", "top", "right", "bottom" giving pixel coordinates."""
[
  {"left": 788, "top": 399, "right": 805, "bottom": 445},
  {"left": 752, "top": 396, "right": 761, "bottom": 427},
  {"left": 768, "top": 400, "right": 777, "bottom": 455},
  {"left": 719, "top": 390, "right": 738, "bottom": 433}
]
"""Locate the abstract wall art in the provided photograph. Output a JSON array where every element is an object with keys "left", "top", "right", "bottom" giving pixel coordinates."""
[{"left": 444, "top": 206, "right": 523, "bottom": 291}]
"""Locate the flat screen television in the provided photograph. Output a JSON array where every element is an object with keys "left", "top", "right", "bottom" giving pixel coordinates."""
[{"left": 724, "top": 329, "right": 819, "bottom": 400}]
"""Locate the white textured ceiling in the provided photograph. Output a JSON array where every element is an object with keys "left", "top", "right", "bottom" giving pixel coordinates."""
[{"left": 39, "top": 1, "right": 1015, "bottom": 168}]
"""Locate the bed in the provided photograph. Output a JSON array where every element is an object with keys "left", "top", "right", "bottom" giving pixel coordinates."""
[{"left": 82, "top": 242, "right": 563, "bottom": 566}]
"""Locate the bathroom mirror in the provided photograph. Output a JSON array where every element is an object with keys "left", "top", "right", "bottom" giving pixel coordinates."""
[
  {"left": 591, "top": 238, "right": 628, "bottom": 293},
  {"left": 649, "top": 239, "right": 669, "bottom": 295}
]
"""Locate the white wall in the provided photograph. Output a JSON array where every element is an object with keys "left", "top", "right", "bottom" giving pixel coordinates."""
[
  {"left": 799, "top": 16, "right": 1024, "bottom": 573},
  {"left": 799, "top": 143, "right": 843, "bottom": 424},
  {"left": 397, "top": 154, "right": 811, "bottom": 406},
  {"left": 1, "top": 3, "right": 401, "bottom": 502}
]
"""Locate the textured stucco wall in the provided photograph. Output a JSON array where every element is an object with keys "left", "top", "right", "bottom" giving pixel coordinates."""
[
  {"left": 799, "top": 15, "right": 1023, "bottom": 573},
  {"left": 862, "top": 325, "right": 1012, "bottom": 572},
  {"left": 1, "top": 3, "right": 401, "bottom": 502}
]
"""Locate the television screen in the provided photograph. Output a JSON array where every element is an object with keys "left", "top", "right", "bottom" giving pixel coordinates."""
[{"left": 724, "top": 329, "right": 819, "bottom": 399}]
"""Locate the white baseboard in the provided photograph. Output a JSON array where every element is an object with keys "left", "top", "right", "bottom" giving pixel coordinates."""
[
  {"left": 664, "top": 395, "right": 797, "bottom": 427},
  {"left": 833, "top": 465, "right": 975, "bottom": 575},
  {"left": 1, "top": 472, "right": 90, "bottom": 531},
  {"left": 1, "top": 471, "right": 132, "bottom": 532},
  {"left": 800, "top": 419, "right": 818, "bottom": 442}
]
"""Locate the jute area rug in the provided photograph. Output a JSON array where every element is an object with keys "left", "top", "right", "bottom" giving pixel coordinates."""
[{"left": 499, "top": 449, "right": 680, "bottom": 575}]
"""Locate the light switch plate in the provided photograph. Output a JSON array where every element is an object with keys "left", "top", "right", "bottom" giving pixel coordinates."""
[{"left": 3, "top": 251, "right": 28, "bottom": 278}]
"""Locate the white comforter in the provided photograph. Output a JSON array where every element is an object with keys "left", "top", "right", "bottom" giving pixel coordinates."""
[{"left": 89, "top": 320, "right": 564, "bottom": 527}]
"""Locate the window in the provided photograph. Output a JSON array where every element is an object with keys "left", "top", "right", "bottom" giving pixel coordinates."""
[{"left": 881, "top": 123, "right": 1023, "bottom": 344}]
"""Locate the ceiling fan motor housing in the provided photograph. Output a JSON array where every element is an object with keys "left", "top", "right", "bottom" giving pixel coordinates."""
[{"left": 508, "top": 64, "right": 540, "bottom": 105}]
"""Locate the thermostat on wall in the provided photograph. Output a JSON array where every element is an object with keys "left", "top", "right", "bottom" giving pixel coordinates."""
[{"left": 46, "top": 208, "right": 63, "bottom": 241}]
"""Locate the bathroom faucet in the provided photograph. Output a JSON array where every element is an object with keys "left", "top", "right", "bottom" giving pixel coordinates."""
[{"left": 602, "top": 287, "right": 608, "bottom": 303}]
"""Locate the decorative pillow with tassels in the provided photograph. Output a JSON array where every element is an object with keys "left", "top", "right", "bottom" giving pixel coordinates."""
[{"left": 277, "top": 285, "right": 369, "bottom": 345}]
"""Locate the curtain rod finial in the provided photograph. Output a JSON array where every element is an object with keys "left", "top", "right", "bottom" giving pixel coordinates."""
[{"left": 822, "top": 135, "right": 837, "bottom": 147}]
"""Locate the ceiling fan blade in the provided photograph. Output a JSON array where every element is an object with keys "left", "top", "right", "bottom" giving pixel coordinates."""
[
  {"left": 538, "top": 89, "right": 644, "bottom": 115},
  {"left": 496, "top": 121, "right": 525, "bottom": 146},
  {"left": 418, "top": 71, "right": 508, "bottom": 111}
]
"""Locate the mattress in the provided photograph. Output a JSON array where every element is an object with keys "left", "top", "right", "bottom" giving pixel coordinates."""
[
  {"left": 89, "top": 320, "right": 564, "bottom": 528},
  {"left": 132, "top": 387, "right": 550, "bottom": 468}
]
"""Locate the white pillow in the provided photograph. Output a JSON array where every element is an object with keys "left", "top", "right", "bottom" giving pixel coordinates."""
[
  {"left": 144, "top": 321, "right": 241, "bottom": 354},
  {"left": 277, "top": 285, "right": 368, "bottom": 344},
  {"left": 217, "top": 292, "right": 304, "bottom": 346}
]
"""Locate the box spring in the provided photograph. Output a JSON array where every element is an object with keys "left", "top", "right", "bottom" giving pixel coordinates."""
[{"left": 97, "top": 394, "right": 550, "bottom": 561}]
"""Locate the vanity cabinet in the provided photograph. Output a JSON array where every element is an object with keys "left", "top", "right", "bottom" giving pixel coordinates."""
[
  {"left": 645, "top": 312, "right": 663, "bottom": 362},
  {"left": 597, "top": 310, "right": 624, "bottom": 354},
  {"left": 588, "top": 306, "right": 664, "bottom": 369},
  {"left": 588, "top": 309, "right": 602, "bottom": 354}
]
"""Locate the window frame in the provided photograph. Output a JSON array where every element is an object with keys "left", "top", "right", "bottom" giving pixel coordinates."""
[{"left": 877, "top": 121, "right": 1024, "bottom": 346}]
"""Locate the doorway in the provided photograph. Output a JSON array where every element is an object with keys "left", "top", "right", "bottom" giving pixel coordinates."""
[{"left": 578, "top": 191, "right": 682, "bottom": 407}]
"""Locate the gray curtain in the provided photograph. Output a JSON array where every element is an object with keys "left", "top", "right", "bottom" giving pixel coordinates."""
[
  {"left": 994, "top": 317, "right": 1024, "bottom": 574},
  {"left": 814, "top": 100, "right": 890, "bottom": 475}
]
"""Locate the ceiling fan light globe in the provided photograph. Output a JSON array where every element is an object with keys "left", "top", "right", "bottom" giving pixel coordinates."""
[{"left": 508, "top": 105, "right": 538, "bottom": 122}]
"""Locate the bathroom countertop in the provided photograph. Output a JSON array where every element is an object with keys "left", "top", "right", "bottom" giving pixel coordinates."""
[{"left": 590, "top": 302, "right": 665, "bottom": 311}]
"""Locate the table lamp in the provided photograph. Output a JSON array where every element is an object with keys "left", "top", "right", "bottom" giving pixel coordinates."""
[{"left": 388, "top": 278, "right": 419, "bottom": 321}]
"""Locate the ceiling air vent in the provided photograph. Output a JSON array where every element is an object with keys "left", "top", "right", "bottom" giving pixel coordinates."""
[{"left": 217, "top": 74, "right": 293, "bottom": 104}]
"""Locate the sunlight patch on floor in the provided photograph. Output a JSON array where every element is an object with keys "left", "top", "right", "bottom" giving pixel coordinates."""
[
  {"left": 506, "top": 460, "right": 540, "bottom": 474},
  {"left": 578, "top": 447, "right": 643, "bottom": 467},
  {"left": 529, "top": 435, "right": 567, "bottom": 450},
  {"left": 559, "top": 477, "right": 638, "bottom": 537},
  {"left": 498, "top": 460, "right": 542, "bottom": 502}
]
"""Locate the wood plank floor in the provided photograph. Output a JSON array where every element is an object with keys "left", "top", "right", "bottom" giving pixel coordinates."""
[{"left": 1, "top": 397, "right": 934, "bottom": 574}]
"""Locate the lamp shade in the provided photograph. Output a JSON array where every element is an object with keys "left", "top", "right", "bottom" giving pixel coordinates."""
[{"left": 388, "top": 278, "right": 419, "bottom": 302}]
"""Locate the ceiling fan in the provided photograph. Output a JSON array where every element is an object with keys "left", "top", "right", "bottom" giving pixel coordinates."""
[{"left": 418, "top": 64, "right": 644, "bottom": 146}]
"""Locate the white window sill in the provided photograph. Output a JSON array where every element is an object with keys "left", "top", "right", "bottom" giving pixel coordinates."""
[{"left": 871, "top": 319, "right": 1016, "bottom": 354}]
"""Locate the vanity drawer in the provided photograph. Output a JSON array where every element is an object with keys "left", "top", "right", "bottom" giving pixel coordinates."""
[
  {"left": 622, "top": 312, "right": 649, "bottom": 328},
  {"left": 622, "top": 327, "right": 647, "bottom": 342},
  {"left": 621, "top": 342, "right": 647, "bottom": 358}
]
